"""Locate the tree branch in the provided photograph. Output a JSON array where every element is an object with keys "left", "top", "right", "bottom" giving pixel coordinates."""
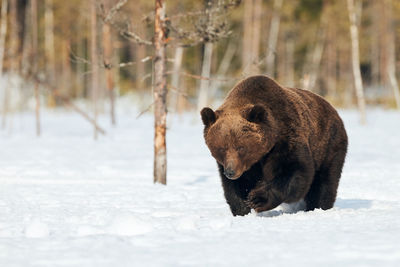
[
  {"left": 102, "top": 0, "right": 128, "bottom": 23},
  {"left": 100, "top": 0, "right": 153, "bottom": 46},
  {"left": 167, "top": 71, "right": 234, "bottom": 82},
  {"left": 27, "top": 74, "right": 106, "bottom": 135}
]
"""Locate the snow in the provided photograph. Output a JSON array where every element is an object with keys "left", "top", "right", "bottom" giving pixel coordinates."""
[{"left": 0, "top": 109, "right": 400, "bottom": 267}]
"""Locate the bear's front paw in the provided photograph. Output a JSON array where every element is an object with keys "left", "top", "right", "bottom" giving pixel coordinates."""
[{"left": 247, "top": 187, "right": 280, "bottom": 213}]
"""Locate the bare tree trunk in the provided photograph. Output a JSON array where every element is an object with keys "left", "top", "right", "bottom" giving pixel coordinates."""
[
  {"left": 241, "top": 0, "right": 253, "bottom": 74},
  {"left": 76, "top": 25, "right": 85, "bottom": 98},
  {"left": 0, "top": 0, "right": 7, "bottom": 74},
  {"left": 197, "top": 42, "right": 213, "bottom": 112},
  {"left": 136, "top": 44, "right": 146, "bottom": 90},
  {"left": 277, "top": 34, "right": 285, "bottom": 83},
  {"left": 347, "top": 0, "right": 366, "bottom": 124},
  {"left": 44, "top": 0, "right": 56, "bottom": 107},
  {"left": 209, "top": 41, "right": 236, "bottom": 102},
  {"left": 0, "top": 0, "right": 8, "bottom": 129},
  {"left": 301, "top": 30, "right": 325, "bottom": 92},
  {"left": 285, "top": 36, "right": 295, "bottom": 87},
  {"left": 31, "top": 0, "right": 40, "bottom": 136},
  {"left": 153, "top": 0, "right": 167, "bottom": 185},
  {"left": 308, "top": 29, "right": 325, "bottom": 92},
  {"left": 102, "top": 1, "right": 116, "bottom": 125},
  {"left": 169, "top": 46, "right": 183, "bottom": 113},
  {"left": 91, "top": 0, "right": 99, "bottom": 139},
  {"left": 250, "top": 0, "right": 261, "bottom": 74},
  {"left": 44, "top": 0, "right": 55, "bottom": 81},
  {"left": 377, "top": 2, "right": 388, "bottom": 88},
  {"left": 338, "top": 49, "right": 353, "bottom": 107},
  {"left": 10, "top": 0, "right": 22, "bottom": 120},
  {"left": 196, "top": 0, "right": 214, "bottom": 112},
  {"left": 326, "top": 22, "right": 337, "bottom": 98},
  {"left": 385, "top": 0, "right": 400, "bottom": 109},
  {"left": 265, "top": 0, "right": 283, "bottom": 77},
  {"left": 61, "top": 39, "right": 72, "bottom": 95},
  {"left": 370, "top": 0, "right": 380, "bottom": 87}
]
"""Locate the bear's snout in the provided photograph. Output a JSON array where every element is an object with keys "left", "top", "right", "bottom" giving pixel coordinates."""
[
  {"left": 223, "top": 155, "right": 245, "bottom": 180},
  {"left": 224, "top": 167, "right": 236, "bottom": 179}
]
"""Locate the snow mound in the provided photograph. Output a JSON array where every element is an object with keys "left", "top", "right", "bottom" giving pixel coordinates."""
[
  {"left": 107, "top": 214, "right": 153, "bottom": 236},
  {"left": 24, "top": 218, "right": 50, "bottom": 238},
  {"left": 176, "top": 215, "right": 199, "bottom": 231},
  {"left": 76, "top": 225, "right": 104, "bottom": 236}
]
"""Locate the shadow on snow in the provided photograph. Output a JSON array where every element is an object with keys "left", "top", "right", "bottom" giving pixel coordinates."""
[{"left": 256, "top": 198, "right": 372, "bottom": 218}]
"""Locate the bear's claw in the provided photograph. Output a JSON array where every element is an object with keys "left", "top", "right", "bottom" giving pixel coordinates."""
[{"left": 247, "top": 186, "right": 280, "bottom": 213}]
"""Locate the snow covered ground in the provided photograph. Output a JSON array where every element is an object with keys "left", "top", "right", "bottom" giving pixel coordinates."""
[{"left": 0, "top": 109, "right": 399, "bottom": 267}]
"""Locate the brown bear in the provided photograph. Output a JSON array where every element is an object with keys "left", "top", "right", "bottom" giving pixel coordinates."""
[{"left": 200, "top": 75, "right": 348, "bottom": 216}]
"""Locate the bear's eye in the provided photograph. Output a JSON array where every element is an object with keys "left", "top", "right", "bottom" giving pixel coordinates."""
[
  {"left": 242, "top": 126, "right": 251, "bottom": 132},
  {"left": 237, "top": 146, "right": 245, "bottom": 153},
  {"left": 218, "top": 148, "right": 226, "bottom": 155}
]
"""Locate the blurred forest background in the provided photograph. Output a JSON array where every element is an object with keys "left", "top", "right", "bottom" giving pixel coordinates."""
[
  {"left": 0, "top": 0, "right": 399, "bottom": 184},
  {"left": 1, "top": 0, "right": 400, "bottom": 126}
]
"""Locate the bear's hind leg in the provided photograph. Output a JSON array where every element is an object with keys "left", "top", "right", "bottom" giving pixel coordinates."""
[{"left": 305, "top": 151, "right": 346, "bottom": 211}]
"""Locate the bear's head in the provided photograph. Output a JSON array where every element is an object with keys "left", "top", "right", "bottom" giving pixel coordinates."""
[{"left": 201, "top": 104, "right": 277, "bottom": 180}]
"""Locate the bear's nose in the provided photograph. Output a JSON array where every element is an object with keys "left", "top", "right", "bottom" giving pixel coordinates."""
[{"left": 224, "top": 168, "right": 236, "bottom": 179}]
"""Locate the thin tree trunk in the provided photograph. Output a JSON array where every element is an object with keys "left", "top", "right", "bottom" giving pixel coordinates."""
[
  {"left": 378, "top": 2, "right": 388, "bottom": 88},
  {"left": 0, "top": 0, "right": 8, "bottom": 129},
  {"left": 242, "top": 0, "right": 253, "bottom": 74},
  {"left": 153, "top": 0, "right": 167, "bottom": 185},
  {"left": 21, "top": 1, "right": 30, "bottom": 77},
  {"left": 170, "top": 46, "right": 183, "bottom": 113},
  {"left": 130, "top": 5, "right": 146, "bottom": 91},
  {"left": 277, "top": 34, "right": 285, "bottom": 83},
  {"left": 91, "top": 0, "right": 99, "bottom": 139},
  {"left": 31, "top": 0, "right": 40, "bottom": 136},
  {"left": 61, "top": 39, "right": 72, "bottom": 95},
  {"left": 370, "top": 0, "right": 380, "bottom": 86},
  {"left": 302, "top": 2, "right": 331, "bottom": 93},
  {"left": 0, "top": 0, "right": 7, "bottom": 74},
  {"left": 136, "top": 44, "right": 146, "bottom": 89},
  {"left": 251, "top": 0, "right": 261, "bottom": 74},
  {"left": 347, "top": 0, "right": 366, "bottom": 124},
  {"left": 44, "top": 0, "right": 55, "bottom": 82},
  {"left": 102, "top": 1, "right": 116, "bottom": 125},
  {"left": 13, "top": 0, "right": 24, "bottom": 114},
  {"left": 308, "top": 29, "right": 325, "bottom": 92},
  {"left": 209, "top": 41, "right": 236, "bottom": 102},
  {"left": 265, "top": 0, "right": 283, "bottom": 77},
  {"left": 197, "top": 42, "right": 213, "bottom": 112},
  {"left": 285, "top": 36, "right": 295, "bottom": 87},
  {"left": 44, "top": 0, "right": 56, "bottom": 107},
  {"left": 385, "top": 0, "right": 400, "bottom": 109},
  {"left": 301, "top": 31, "right": 325, "bottom": 91},
  {"left": 76, "top": 27, "right": 85, "bottom": 98},
  {"left": 339, "top": 49, "right": 353, "bottom": 107},
  {"left": 326, "top": 21, "right": 337, "bottom": 98}
]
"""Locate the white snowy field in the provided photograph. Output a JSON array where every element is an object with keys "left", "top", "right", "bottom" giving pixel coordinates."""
[{"left": 0, "top": 109, "right": 399, "bottom": 267}]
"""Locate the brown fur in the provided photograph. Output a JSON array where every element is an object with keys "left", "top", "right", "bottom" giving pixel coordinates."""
[{"left": 201, "top": 75, "right": 348, "bottom": 216}]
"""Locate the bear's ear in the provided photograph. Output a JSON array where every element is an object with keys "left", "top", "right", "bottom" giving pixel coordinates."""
[
  {"left": 200, "top": 107, "right": 216, "bottom": 127},
  {"left": 245, "top": 104, "right": 266, "bottom": 123}
]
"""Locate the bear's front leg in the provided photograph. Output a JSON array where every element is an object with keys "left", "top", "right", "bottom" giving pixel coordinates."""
[
  {"left": 225, "top": 190, "right": 251, "bottom": 216},
  {"left": 218, "top": 164, "right": 251, "bottom": 216},
  {"left": 247, "top": 146, "right": 315, "bottom": 213},
  {"left": 221, "top": 177, "right": 251, "bottom": 216},
  {"left": 246, "top": 182, "right": 283, "bottom": 213}
]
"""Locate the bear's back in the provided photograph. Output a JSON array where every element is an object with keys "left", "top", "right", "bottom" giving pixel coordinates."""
[
  {"left": 225, "top": 75, "right": 283, "bottom": 102},
  {"left": 219, "top": 75, "right": 347, "bottom": 159}
]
